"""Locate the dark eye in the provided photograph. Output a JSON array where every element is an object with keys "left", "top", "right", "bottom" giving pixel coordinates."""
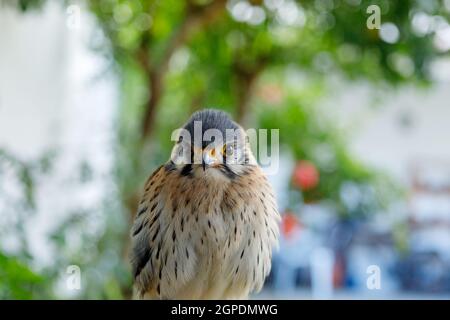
[{"left": 222, "top": 144, "right": 233, "bottom": 156}]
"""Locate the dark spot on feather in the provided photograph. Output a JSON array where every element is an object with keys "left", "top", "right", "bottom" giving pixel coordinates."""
[
  {"left": 132, "top": 246, "right": 151, "bottom": 278},
  {"left": 151, "top": 226, "right": 159, "bottom": 242},
  {"left": 137, "top": 206, "right": 148, "bottom": 217},
  {"left": 180, "top": 164, "right": 193, "bottom": 177},
  {"left": 164, "top": 161, "right": 176, "bottom": 172},
  {"left": 156, "top": 242, "right": 161, "bottom": 260},
  {"left": 132, "top": 223, "right": 143, "bottom": 236},
  {"left": 148, "top": 210, "right": 161, "bottom": 229},
  {"left": 220, "top": 164, "right": 238, "bottom": 180}
]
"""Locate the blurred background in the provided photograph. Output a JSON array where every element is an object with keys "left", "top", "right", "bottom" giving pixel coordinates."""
[{"left": 1, "top": 0, "right": 450, "bottom": 299}]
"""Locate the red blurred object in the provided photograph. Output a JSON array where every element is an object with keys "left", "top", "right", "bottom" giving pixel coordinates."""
[
  {"left": 281, "top": 212, "right": 301, "bottom": 239},
  {"left": 292, "top": 160, "right": 319, "bottom": 190},
  {"left": 257, "top": 83, "right": 283, "bottom": 105},
  {"left": 333, "top": 255, "right": 345, "bottom": 288}
]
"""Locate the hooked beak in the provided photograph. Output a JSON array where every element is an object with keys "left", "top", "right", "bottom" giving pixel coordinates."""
[{"left": 202, "top": 150, "right": 217, "bottom": 171}]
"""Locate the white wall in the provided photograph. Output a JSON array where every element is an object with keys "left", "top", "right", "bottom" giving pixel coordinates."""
[
  {"left": 322, "top": 75, "right": 450, "bottom": 185},
  {"left": 0, "top": 3, "right": 68, "bottom": 156},
  {"left": 0, "top": 2, "right": 117, "bottom": 266}
]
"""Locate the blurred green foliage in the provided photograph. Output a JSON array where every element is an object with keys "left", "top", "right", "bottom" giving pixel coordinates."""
[
  {"left": 1, "top": 0, "right": 448, "bottom": 299},
  {"left": 0, "top": 150, "right": 54, "bottom": 299},
  {"left": 0, "top": 252, "right": 46, "bottom": 299}
]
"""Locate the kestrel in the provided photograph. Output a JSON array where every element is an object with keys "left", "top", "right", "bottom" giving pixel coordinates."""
[{"left": 130, "top": 109, "right": 279, "bottom": 299}]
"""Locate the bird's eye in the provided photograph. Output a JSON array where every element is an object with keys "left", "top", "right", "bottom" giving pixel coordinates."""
[{"left": 222, "top": 144, "right": 233, "bottom": 156}]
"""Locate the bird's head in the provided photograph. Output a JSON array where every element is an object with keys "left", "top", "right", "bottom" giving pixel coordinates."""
[{"left": 169, "top": 109, "right": 256, "bottom": 181}]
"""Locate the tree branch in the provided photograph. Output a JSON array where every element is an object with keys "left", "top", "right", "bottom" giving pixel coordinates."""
[
  {"left": 140, "top": 0, "right": 227, "bottom": 140},
  {"left": 233, "top": 58, "right": 267, "bottom": 125}
]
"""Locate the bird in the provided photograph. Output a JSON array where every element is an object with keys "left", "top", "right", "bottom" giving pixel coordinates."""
[{"left": 130, "top": 109, "right": 279, "bottom": 299}]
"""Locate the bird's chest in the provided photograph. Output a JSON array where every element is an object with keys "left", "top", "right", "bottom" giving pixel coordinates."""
[
  {"left": 191, "top": 198, "right": 238, "bottom": 253},
  {"left": 190, "top": 193, "right": 262, "bottom": 266},
  {"left": 161, "top": 176, "right": 276, "bottom": 298}
]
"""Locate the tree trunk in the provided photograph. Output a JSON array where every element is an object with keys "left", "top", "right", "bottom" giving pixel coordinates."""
[
  {"left": 234, "top": 58, "right": 267, "bottom": 125},
  {"left": 235, "top": 72, "right": 258, "bottom": 125}
]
